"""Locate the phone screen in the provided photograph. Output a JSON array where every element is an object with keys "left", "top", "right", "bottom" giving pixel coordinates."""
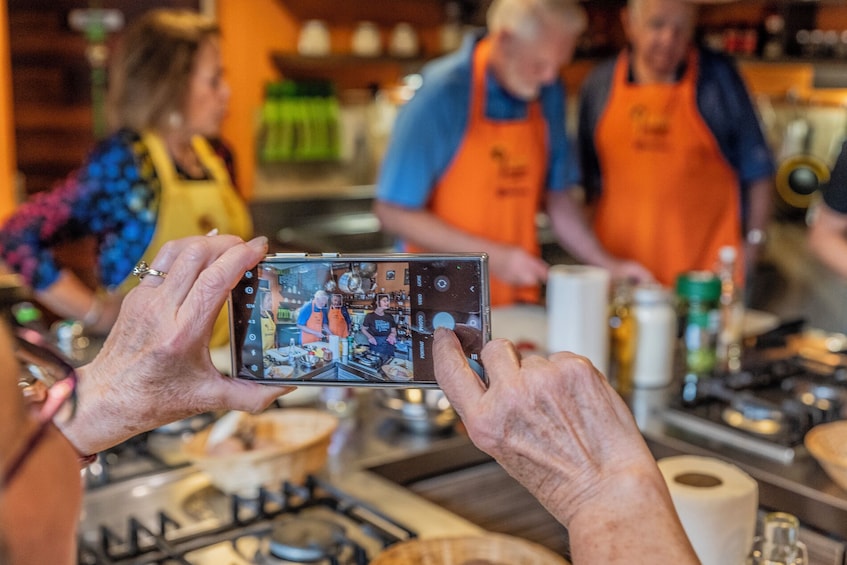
[{"left": 229, "top": 254, "right": 489, "bottom": 387}]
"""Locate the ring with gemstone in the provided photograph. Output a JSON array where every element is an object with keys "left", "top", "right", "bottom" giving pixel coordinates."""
[{"left": 132, "top": 261, "right": 168, "bottom": 280}]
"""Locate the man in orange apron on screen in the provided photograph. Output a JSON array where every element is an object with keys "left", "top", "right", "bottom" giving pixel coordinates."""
[
  {"left": 297, "top": 290, "right": 329, "bottom": 345},
  {"left": 577, "top": 0, "right": 775, "bottom": 287},
  {"left": 328, "top": 293, "right": 351, "bottom": 338},
  {"left": 375, "top": 0, "right": 650, "bottom": 307}
]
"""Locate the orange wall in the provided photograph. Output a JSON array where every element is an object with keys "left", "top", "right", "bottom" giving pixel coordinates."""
[
  {"left": 0, "top": 1, "right": 16, "bottom": 221},
  {"left": 217, "top": 0, "right": 298, "bottom": 199}
]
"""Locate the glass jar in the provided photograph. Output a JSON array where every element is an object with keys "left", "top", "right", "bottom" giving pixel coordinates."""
[
  {"left": 631, "top": 284, "right": 676, "bottom": 389},
  {"left": 676, "top": 272, "right": 721, "bottom": 377},
  {"left": 747, "top": 512, "right": 808, "bottom": 565},
  {"left": 609, "top": 279, "right": 636, "bottom": 395}
]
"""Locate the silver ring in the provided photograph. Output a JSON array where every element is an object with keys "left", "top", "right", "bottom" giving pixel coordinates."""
[{"left": 132, "top": 261, "right": 168, "bottom": 280}]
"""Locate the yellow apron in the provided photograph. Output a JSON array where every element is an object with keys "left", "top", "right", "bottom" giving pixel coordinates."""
[{"left": 118, "top": 131, "right": 253, "bottom": 347}]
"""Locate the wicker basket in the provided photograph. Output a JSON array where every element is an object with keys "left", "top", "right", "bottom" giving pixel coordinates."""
[
  {"left": 184, "top": 408, "right": 338, "bottom": 495},
  {"left": 370, "top": 534, "right": 571, "bottom": 565}
]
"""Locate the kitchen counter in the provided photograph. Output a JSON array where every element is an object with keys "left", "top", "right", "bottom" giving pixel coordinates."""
[{"left": 80, "top": 304, "right": 847, "bottom": 562}]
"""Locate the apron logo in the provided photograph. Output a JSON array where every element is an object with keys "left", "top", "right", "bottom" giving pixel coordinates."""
[
  {"left": 491, "top": 146, "right": 529, "bottom": 196},
  {"left": 630, "top": 104, "right": 670, "bottom": 151}
]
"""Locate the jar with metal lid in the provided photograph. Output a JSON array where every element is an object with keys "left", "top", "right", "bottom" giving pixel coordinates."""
[
  {"left": 747, "top": 512, "right": 808, "bottom": 565},
  {"left": 676, "top": 272, "right": 721, "bottom": 377},
  {"left": 631, "top": 284, "right": 676, "bottom": 389}
]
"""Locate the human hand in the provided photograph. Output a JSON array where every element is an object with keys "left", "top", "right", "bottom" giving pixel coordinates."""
[
  {"left": 368, "top": 336, "right": 377, "bottom": 345},
  {"left": 433, "top": 329, "right": 698, "bottom": 564},
  {"left": 607, "top": 259, "right": 654, "bottom": 284},
  {"left": 60, "top": 235, "right": 291, "bottom": 455},
  {"left": 488, "top": 245, "right": 549, "bottom": 287},
  {"left": 387, "top": 334, "right": 397, "bottom": 345}
]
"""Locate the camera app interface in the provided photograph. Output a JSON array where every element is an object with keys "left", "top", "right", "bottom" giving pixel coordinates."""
[{"left": 233, "top": 258, "right": 485, "bottom": 384}]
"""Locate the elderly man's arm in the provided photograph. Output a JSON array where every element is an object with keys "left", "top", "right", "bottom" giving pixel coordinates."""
[
  {"left": 744, "top": 176, "right": 774, "bottom": 275},
  {"left": 374, "top": 200, "right": 548, "bottom": 288},
  {"left": 546, "top": 190, "right": 654, "bottom": 282}
]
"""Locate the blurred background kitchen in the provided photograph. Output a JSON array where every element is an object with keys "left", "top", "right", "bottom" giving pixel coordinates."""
[
  {"left": 8, "top": 1, "right": 847, "bottom": 563},
  {"left": 5, "top": 0, "right": 847, "bottom": 331}
]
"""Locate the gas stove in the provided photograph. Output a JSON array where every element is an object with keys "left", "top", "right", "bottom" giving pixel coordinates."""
[
  {"left": 663, "top": 355, "right": 847, "bottom": 463},
  {"left": 78, "top": 470, "right": 417, "bottom": 564}
]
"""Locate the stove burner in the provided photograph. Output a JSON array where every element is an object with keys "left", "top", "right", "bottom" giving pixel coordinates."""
[
  {"left": 268, "top": 516, "right": 345, "bottom": 562},
  {"left": 789, "top": 380, "right": 847, "bottom": 418},
  {"left": 721, "top": 399, "right": 787, "bottom": 437},
  {"left": 352, "top": 352, "right": 382, "bottom": 368}
]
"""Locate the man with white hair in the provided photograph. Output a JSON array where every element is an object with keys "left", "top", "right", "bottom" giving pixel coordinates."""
[
  {"left": 577, "top": 0, "right": 775, "bottom": 286},
  {"left": 297, "top": 289, "right": 329, "bottom": 344},
  {"left": 375, "top": 0, "right": 649, "bottom": 306}
]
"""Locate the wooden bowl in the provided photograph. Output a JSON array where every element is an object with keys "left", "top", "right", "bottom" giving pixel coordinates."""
[
  {"left": 371, "top": 534, "right": 570, "bottom": 565},
  {"left": 805, "top": 420, "right": 847, "bottom": 491},
  {"left": 184, "top": 409, "right": 338, "bottom": 495}
]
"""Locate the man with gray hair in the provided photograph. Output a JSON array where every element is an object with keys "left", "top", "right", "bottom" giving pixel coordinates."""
[
  {"left": 375, "top": 0, "right": 648, "bottom": 307},
  {"left": 297, "top": 289, "right": 329, "bottom": 345},
  {"left": 577, "top": 0, "right": 774, "bottom": 287}
]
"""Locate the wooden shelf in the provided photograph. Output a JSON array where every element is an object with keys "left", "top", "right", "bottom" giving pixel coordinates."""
[
  {"left": 276, "top": 0, "right": 444, "bottom": 27},
  {"left": 271, "top": 52, "right": 430, "bottom": 89}
]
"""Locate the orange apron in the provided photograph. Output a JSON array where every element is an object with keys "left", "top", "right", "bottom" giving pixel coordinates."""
[
  {"left": 328, "top": 307, "right": 349, "bottom": 337},
  {"left": 302, "top": 304, "right": 325, "bottom": 344},
  {"left": 119, "top": 131, "right": 253, "bottom": 347},
  {"left": 593, "top": 50, "right": 742, "bottom": 286},
  {"left": 406, "top": 37, "right": 548, "bottom": 305}
]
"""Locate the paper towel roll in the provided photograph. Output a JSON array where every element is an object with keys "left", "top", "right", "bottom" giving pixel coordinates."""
[
  {"left": 658, "top": 455, "right": 759, "bottom": 565},
  {"left": 546, "top": 265, "right": 610, "bottom": 375}
]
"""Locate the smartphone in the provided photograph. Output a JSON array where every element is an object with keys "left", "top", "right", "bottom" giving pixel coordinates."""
[{"left": 229, "top": 253, "right": 490, "bottom": 388}]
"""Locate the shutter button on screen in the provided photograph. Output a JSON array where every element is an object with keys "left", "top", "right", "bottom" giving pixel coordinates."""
[{"left": 434, "top": 275, "right": 450, "bottom": 292}]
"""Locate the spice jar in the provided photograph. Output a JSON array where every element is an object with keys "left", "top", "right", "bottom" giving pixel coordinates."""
[
  {"left": 676, "top": 272, "right": 721, "bottom": 377},
  {"left": 609, "top": 279, "right": 636, "bottom": 395}
]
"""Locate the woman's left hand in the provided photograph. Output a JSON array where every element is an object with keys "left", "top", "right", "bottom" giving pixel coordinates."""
[{"left": 60, "top": 235, "right": 291, "bottom": 455}]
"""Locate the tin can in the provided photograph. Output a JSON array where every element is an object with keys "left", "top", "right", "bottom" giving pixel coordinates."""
[{"left": 676, "top": 272, "right": 721, "bottom": 376}]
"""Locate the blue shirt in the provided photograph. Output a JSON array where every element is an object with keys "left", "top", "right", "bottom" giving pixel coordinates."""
[
  {"left": 297, "top": 300, "right": 328, "bottom": 327},
  {"left": 377, "top": 31, "right": 579, "bottom": 210}
]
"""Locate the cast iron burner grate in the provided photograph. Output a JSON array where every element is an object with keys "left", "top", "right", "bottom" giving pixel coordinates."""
[{"left": 77, "top": 475, "right": 417, "bottom": 564}]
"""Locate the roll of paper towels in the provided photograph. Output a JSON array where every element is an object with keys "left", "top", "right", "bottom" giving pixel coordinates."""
[
  {"left": 658, "top": 455, "right": 759, "bottom": 565},
  {"left": 546, "top": 265, "right": 610, "bottom": 375}
]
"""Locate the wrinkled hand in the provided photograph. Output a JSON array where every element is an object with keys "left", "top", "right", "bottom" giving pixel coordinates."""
[
  {"left": 433, "top": 329, "right": 698, "bottom": 564},
  {"left": 434, "top": 329, "right": 649, "bottom": 523},
  {"left": 61, "top": 235, "right": 290, "bottom": 455},
  {"left": 488, "top": 245, "right": 549, "bottom": 287}
]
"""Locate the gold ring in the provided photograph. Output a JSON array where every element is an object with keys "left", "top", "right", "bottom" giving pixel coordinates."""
[{"left": 132, "top": 261, "right": 168, "bottom": 280}]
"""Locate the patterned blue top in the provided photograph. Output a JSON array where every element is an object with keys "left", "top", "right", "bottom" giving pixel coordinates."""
[{"left": 0, "top": 129, "right": 235, "bottom": 290}]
